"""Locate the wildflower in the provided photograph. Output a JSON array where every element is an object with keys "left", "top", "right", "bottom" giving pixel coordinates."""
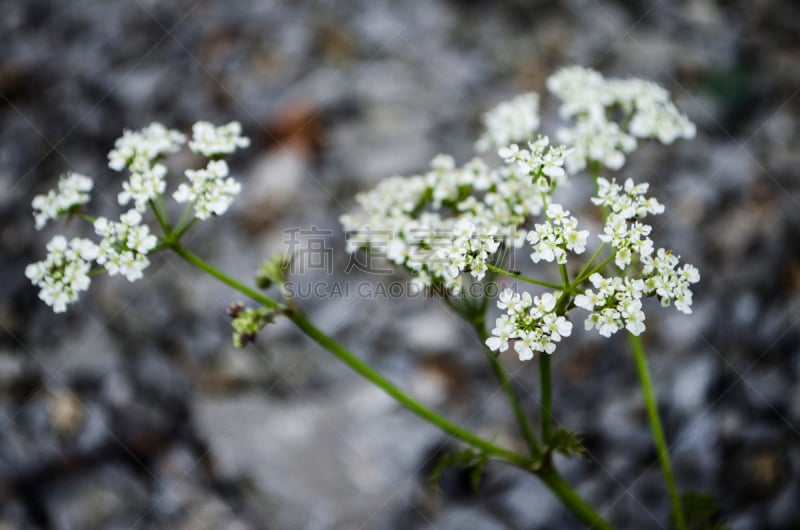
[
  {"left": 574, "top": 273, "right": 647, "bottom": 336},
  {"left": 548, "top": 66, "right": 695, "bottom": 171},
  {"left": 117, "top": 163, "right": 168, "bottom": 212},
  {"left": 94, "top": 209, "right": 157, "bottom": 282},
  {"left": 476, "top": 92, "right": 540, "bottom": 152},
  {"left": 500, "top": 137, "right": 571, "bottom": 186},
  {"left": 173, "top": 160, "right": 242, "bottom": 220},
  {"left": 25, "top": 236, "right": 98, "bottom": 313},
  {"left": 340, "top": 150, "right": 551, "bottom": 293},
  {"left": 32, "top": 172, "right": 94, "bottom": 230},
  {"left": 526, "top": 204, "right": 589, "bottom": 264},
  {"left": 108, "top": 123, "right": 185, "bottom": 172},
  {"left": 486, "top": 289, "right": 572, "bottom": 360},
  {"left": 641, "top": 248, "right": 700, "bottom": 314},
  {"left": 188, "top": 121, "right": 250, "bottom": 157}
]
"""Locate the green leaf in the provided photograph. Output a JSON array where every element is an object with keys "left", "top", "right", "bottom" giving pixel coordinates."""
[
  {"left": 428, "top": 447, "right": 487, "bottom": 494},
  {"left": 548, "top": 428, "right": 585, "bottom": 458}
]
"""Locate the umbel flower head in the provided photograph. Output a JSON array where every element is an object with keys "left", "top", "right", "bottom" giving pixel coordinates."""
[
  {"left": 32, "top": 172, "right": 93, "bottom": 230},
  {"left": 340, "top": 138, "right": 571, "bottom": 294},
  {"left": 25, "top": 236, "right": 98, "bottom": 313},
  {"left": 343, "top": 65, "right": 699, "bottom": 361},
  {"left": 486, "top": 289, "right": 573, "bottom": 360},
  {"left": 547, "top": 66, "right": 696, "bottom": 173},
  {"left": 27, "top": 120, "right": 250, "bottom": 312}
]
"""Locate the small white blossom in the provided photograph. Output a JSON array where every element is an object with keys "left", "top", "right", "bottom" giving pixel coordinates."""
[
  {"left": 117, "top": 163, "right": 168, "bottom": 212},
  {"left": 548, "top": 66, "right": 695, "bottom": 172},
  {"left": 526, "top": 204, "right": 589, "bottom": 265},
  {"left": 500, "top": 137, "right": 571, "bottom": 187},
  {"left": 94, "top": 210, "right": 157, "bottom": 282},
  {"left": 108, "top": 123, "right": 185, "bottom": 172},
  {"left": 590, "top": 177, "right": 664, "bottom": 268},
  {"left": 476, "top": 93, "right": 540, "bottom": 152},
  {"left": 32, "top": 172, "right": 94, "bottom": 230},
  {"left": 25, "top": 236, "right": 98, "bottom": 312},
  {"left": 641, "top": 248, "right": 700, "bottom": 314},
  {"left": 558, "top": 117, "right": 636, "bottom": 173},
  {"left": 574, "top": 273, "right": 647, "bottom": 337},
  {"left": 173, "top": 160, "right": 241, "bottom": 220},
  {"left": 340, "top": 151, "right": 548, "bottom": 292},
  {"left": 486, "top": 289, "right": 572, "bottom": 360},
  {"left": 188, "top": 121, "right": 250, "bottom": 157}
]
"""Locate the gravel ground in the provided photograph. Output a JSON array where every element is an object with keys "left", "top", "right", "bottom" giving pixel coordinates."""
[{"left": 1, "top": 1, "right": 799, "bottom": 529}]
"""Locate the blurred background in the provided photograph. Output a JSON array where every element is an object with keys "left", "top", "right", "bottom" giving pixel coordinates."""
[{"left": 1, "top": 0, "right": 799, "bottom": 528}]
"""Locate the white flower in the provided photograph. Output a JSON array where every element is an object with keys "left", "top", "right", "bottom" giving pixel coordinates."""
[
  {"left": 188, "top": 121, "right": 250, "bottom": 157},
  {"left": 514, "top": 331, "right": 538, "bottom": 361},
  {"left": 26, "top": 236, "right": 98, "bottom": 312},
  {"left": 108, "top": 123, "right": 185, "bottom": 172},
  {"left": 486, "top": 314, "right": 514, "bottom": 352},
  {"left": 548, "top": 66, "right": 694, "bottom": 172},
  {"left": 476, "top": 93, "right": 540, "bottom": 152},
  {"left": 32, "top": 172, "right": 94, "bottom": 230},
  {"left": 641, "top": 248, "right": 700, "bottom": 314},
  {"left": 486, "top": 289, "right": 572, "bottom": 360},
  {"left": 526, "top": 203, "right": 589, "bottom": 265},
  {"left": 173, "top": 160, "right": 241, "bottom": 220},
  {"left": 340, "top": 151, "right": 538, "bottom": 292},
  {"left": 502, "top": 137, "right": 571, "bottom": 189},
  {"left": 573, "top": 274, "right": 647, "bottom": 337},
  {"left": 94, "top": 210, "right": 157, "bottom": 282},
  {"left": 117, "top": 163, "right": 168, "bottom": 212}
]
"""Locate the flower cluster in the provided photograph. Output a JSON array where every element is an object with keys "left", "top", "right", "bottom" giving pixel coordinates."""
[
  {"left": 642, "top": 249, "right": 700, "bottom": 315},
  {"left": 343, "top": 66, "right": 698, "bottom": 359},
  {"left": 108, "top": 123, "right": 186, "bottom": 213},
  {"left": 526, "top": 204, "right": 589, "bottom": 264},
  {"left": 574, "top": 274, "right": 646, "bottom": 336},
  {"left": 25, "top": 236, "right": 98, "bottom": 313},
  {"left": 340, "top": 150, "right": 550, "bottom": 293},
  {"left": 94, "top": 210, "right": 158, "bottom": 282},
  {"left": 570, "top": 177, "right": 699, "bottom": 336},
  {"left": 107, "top": 122, "right": 186, "bottom": 172},
  {"left": 188, "top": 121, "right": 250, "bottom": 157},
  {"left": 592, "top": 177, "right": 664, "bottom": 268},
  {"left": 427, "top": 219, "right": 501, "bottom": 289},
  {"left": 498, "top": 136, "right": 570, "bottom": 186},
  {"left": 486, "top": 289, "right": 573, "bottom": 360},
  {"left": 28, "top": 120, "right": 250, "bottom": 312},
  {"left": 547, "top": 66, "right": 695, "bottom": 172},
  {"left": 173, "top": 160, "right": 241, "bottom": 220},
  {"left": 32, "top": 172, "right": 94, "bottom": 230},
  {"left": 476, "top": 92, "right": 540, "bottom": 152}
]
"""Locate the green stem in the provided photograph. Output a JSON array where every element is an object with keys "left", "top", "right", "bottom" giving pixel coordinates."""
[
  {"left": 539, "top": 466, "right": 615, "bottom": 530},
  {"left": 169, "top": 244, "right": 281, "bottom": 310},
  {"left": 172, "top": 204, "right": 195, "bottom": 236},
  {"left": 576, "top": 242, "right": 606, "bottom": 280},
  {"left": 539, "top": 354, "right": 553, "bottom": 443},
  {"left": 629, "top": 334, "right": 686, "bottom": 530},
  {"left": 473, "top": 318, "right": 541, "bottom": 461},
  {"left": 150, "top": 199, "right": 171, "bottom": 236},
  {"left": 170, "top": 245, "right": 617, "bottom": 529},
  {"left": 77, "top": 212, "right": 97, "bottom": 223},
  {"left": 570, "top": 253, "right": 616, "bottom": 288},
  {"left": 486, "top": 264, "right": 564, "bottom": 291},
  {"left": 170, "top": 244, "right": 531, "bottom": 466},
  {"left": 172, "top": 217, "right": 199, "bottom": 242},
  {"left": 289, "top": 308, "right": 535, "bottom": 470}
]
